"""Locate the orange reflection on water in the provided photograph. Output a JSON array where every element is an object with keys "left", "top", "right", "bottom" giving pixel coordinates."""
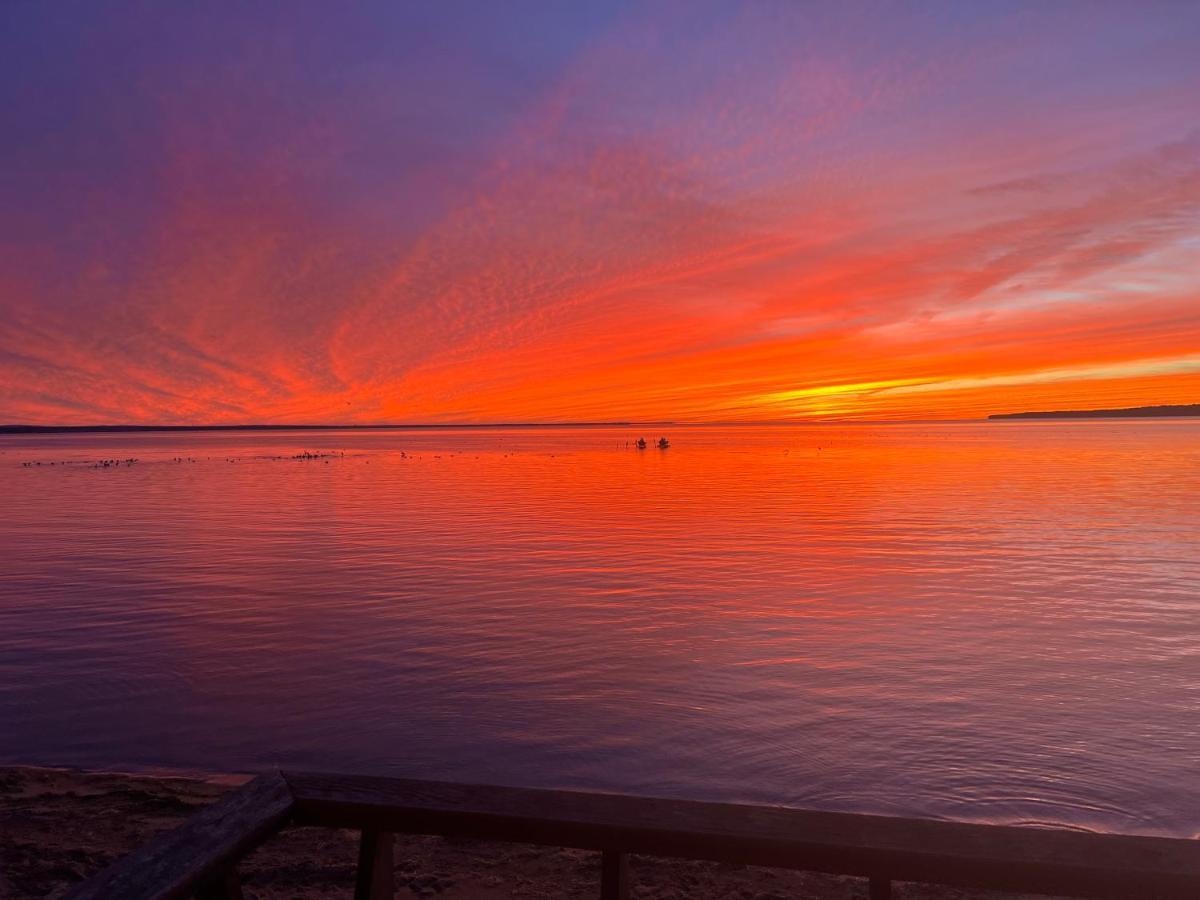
[{"left": 1, "top": 423, "right": 1198, "bottom": 836}]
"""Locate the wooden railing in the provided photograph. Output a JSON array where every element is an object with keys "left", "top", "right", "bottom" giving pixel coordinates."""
[{"left": 66, "top": 770, "right": 1200, "bottom": 900}]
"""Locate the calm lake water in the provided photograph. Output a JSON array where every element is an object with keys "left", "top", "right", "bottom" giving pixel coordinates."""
[{"left": 1, "top": 423, "right": 1198, "bottom": 837}]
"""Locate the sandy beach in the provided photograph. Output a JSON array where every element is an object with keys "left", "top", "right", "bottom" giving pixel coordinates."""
[{"left": 0, "top": 766, "right": 1057, "bottom": 899}]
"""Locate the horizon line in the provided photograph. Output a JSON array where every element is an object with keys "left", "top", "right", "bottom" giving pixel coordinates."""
[
  {"left": 4, "top": 403, "right": 1197, "bottom": 434},
  {"left": 0, "top": 419, "right": 985, "bottom": 434}
]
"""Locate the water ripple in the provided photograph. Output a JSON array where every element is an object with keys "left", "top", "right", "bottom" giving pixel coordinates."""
[{"left": 1, "top": 422, "right": 1198, "bottom": 836}]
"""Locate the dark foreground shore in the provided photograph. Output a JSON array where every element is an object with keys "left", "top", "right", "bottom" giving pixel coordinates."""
[{"left": 0, "top": 767, "right": 1049, "bottom": 899}]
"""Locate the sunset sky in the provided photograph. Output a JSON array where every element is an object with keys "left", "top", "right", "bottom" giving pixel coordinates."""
[{"left": 1, "top": 2, "right": 1198, "bottom": 424}]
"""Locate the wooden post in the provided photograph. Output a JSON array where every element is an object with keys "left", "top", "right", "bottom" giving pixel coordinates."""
[
  {"left": 195, "top": 868, "right": 245, "bottom": 900},
  {"left": 600, "top": 850, "right": 629, "bottom": 900},
  {"left": 355, "top": 830, "right": 394, "bottom": 900},
  {"left": 869, "top": 875, "right": 891, "bottom": 900}
]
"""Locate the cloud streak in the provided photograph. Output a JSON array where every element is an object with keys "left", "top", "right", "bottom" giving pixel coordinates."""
[{"left": 0, "top": 2, "right": 1197, "bottom": 423}]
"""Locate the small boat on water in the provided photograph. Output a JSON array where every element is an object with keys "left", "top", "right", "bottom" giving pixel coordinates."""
[{"left": 657, "top": 437, "right": 670, "bottom": 449}]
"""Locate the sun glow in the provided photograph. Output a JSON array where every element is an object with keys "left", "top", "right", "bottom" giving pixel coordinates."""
[{"left": 1, "top": 4, "right": 1197, "bottom": 424}]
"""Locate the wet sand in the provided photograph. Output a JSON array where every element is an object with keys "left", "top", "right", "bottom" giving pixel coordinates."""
[{"left": 0, "top": 767, "right": 1047, "bottom": 899}]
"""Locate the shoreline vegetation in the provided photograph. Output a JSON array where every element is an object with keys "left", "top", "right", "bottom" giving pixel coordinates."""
[
  {"left": 989, "top": 403, "right": 1200, "bottom": 420},
  {"left": 0, "top": 767, "right": 1049, "bottom": 900}
]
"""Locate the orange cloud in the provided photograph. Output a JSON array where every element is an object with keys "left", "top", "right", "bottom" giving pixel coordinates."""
[{"left": 1, "top": 4, "right": 1197, "bottom": 423}]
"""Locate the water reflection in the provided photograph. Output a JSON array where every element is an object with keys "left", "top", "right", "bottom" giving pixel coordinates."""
[{"left": 1, "top": 423, "right": 1197, "bottom": 836}]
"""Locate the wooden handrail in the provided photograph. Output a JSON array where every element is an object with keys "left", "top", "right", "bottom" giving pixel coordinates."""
[
  {"left": 64, "top": 772, "right": 293, "bottom": 900},
  {"left": 67, "top": 769, "right": 1200, "bottom": 900}
]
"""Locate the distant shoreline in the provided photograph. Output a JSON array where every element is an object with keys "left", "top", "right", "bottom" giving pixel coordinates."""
[
  {"left": 3, "top": 408, "right": 1198, "bottom": 433},
  {"left": 989, "top": 403, "right": 1200, "bottom": 420}
]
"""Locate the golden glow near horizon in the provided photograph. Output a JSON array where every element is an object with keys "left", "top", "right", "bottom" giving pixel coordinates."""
[{"left": 1, "top": 4, "right": 1197, "bottom": 424}]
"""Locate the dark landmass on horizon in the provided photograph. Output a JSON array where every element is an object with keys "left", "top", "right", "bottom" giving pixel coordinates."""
[
  {"left": 4, "top": 408, "right": 1197, "bottom": 433},
  {"left": 989, "top": 403, "right": 1200, "bottom": 420},
  {"left": 0, "top": 422, "right": 664, "bottom": 435}
]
